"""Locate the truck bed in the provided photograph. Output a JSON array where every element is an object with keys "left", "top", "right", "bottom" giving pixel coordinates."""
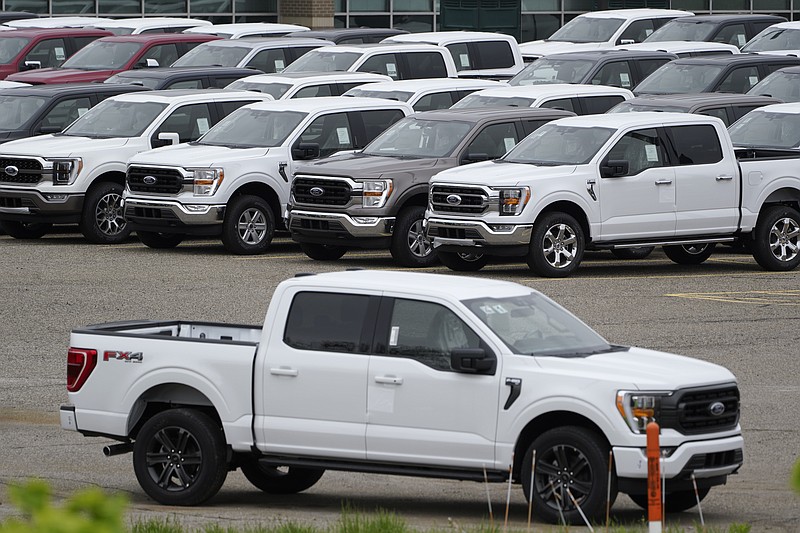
[{"left": 74, "top": 319, "right": 263, "bottom": 344}]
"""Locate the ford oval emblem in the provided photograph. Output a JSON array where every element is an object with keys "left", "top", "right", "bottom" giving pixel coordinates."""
[
  {"left": 446, "top": 194, "right": 462, "bottom": 206},
  {"left": 5, "top": 165, "right": 19, "bottom": 177},
  {"left": 309, "top": 186, "right": 324, "bottom": 197},
  {"left": 143, "top": 176, "right": 157, "bottom": 185},
  {"left": 709, "top": 401, "right": 726, "bottom": 416}
]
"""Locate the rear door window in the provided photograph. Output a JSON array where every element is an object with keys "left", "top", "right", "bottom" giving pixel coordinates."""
[
  {"left": 667, "top": 124, "right": 723, "bottom": 165},
  {"left": 475, "top": 41, "right": 515, "bottom": 69},
  {"left": 284, "top": 292, "right": 375, "bottom": 353},
  {"left": 404, "top": 51, "right": 449, "bottom": 79}
]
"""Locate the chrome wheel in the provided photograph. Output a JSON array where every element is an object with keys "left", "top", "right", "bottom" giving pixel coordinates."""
[
  {"left": 768, "top": 216, "right": 799, "bottom": 262},
  {"left": 542, "top": 223, "right": 578, "bottom": 269},
  {"left": 407, "top": 219, "right": 433, "bottom": 258},
  {"left": 144, "top": 425, "right": 203, "bottom": 493},
  {"left": 95, "top": 191, "right": 126, "bottom": 236},
  {"left": 237, "top": 208, "right": 268, "bottom": 245}
]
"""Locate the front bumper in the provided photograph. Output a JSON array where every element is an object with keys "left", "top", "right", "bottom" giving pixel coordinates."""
[
  {"left": 0, "top": 188, "right": 84, "bottom": 224},
  {"left": 124, "top": 197, "right": 225, "bottom": 235},
  {"left": 426, "top": 216, "right": 532, "bottom": 256},
  {"left": 289, "top": 209, "right": 395, "bottom": 248}
]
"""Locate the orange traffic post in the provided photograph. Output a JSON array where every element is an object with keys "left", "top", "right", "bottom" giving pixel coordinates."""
[{"left": 646, "top": 421, "right": 662, "bottom": 533}]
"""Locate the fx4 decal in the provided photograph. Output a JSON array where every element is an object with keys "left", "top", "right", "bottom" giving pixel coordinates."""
[{"left": 103, "top": 350, "right": 143, "bottom": 363}]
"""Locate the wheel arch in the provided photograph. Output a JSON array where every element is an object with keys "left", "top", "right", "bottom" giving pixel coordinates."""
[
  {"left": 760, "top": 187, "right": 800, "bottom": 214},
  {"left": 534, "top": 201, "right": 591, "bottom": 243},
  {"left": 229, "top": 182, "right": 282, "bottom": 227},
  {"left": 127, "top": 382, "right": 221, "bottom": 438},
  {"left": 391, "top": 187, "right": 428, "bottom": 215},
  {"left": 89, "top": 171, "right": 126, "bottom": 190}
]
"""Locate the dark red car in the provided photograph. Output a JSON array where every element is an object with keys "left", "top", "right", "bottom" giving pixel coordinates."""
[
  {"left": 6, "top": 33, "right": 221, "bottom": 84},
  {"left": 0, "top": 28, "right": 112, "bottom": 80}
]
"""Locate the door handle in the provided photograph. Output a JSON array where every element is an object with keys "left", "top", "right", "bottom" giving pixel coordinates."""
[
  {"left": 374, "top": 376, "right": 403, "bottom": 385},
  {"left": 654, "top": 179, "right": 673, "bottom": 185},
  {"left": 270, "top": 367, "right": 298, "bottom": 377},
  {"left": 716, "top": 175, "right": 734, "bottom": 181}
]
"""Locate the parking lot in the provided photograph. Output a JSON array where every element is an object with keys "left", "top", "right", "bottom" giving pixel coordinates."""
[{"left": 0, "top": 231, "right": 798, "bottom": 531}]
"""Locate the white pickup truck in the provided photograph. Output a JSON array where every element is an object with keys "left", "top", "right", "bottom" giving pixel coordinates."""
[
  {"left": 61, "top": 270, "right": 743, "bottom": 524},
  {"left": 425, "top": 112, "right": 800, "bottom": 276},
  {"left": 0, "top": 90, "right": 271, "bottom": 243}
]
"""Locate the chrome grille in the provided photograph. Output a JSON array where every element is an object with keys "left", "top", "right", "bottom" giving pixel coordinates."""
[
  {"left": 293, "top": 177, "right": 352, "bottom": 206},
  {"left": 0, "top": 158, "right": 43, "bottom": 184},
  {"left": 127, "top": 166, "right": 183, "bottom": 194},
  {"left": 430, "top": 185, "right": 489, "bottom": 214}
]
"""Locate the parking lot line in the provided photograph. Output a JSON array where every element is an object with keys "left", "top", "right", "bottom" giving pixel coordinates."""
[{"left": 665, "top": 290, "right": 800, "bottom": 306}]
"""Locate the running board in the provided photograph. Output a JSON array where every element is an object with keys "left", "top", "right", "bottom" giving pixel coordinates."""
[{"left": 600, "top": 237, "right": 736, "bottom": 250}]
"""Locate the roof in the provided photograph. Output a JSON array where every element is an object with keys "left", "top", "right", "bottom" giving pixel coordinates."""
[
  {"left": 312, "top": 43, "right": 448, "bottom": 53},
  {"left": 470, "top": 83, "right": 634, "bottom": 99},
  {"left": 0, "top": 27, "right": 112, "bottom": 38},
  {"left": 245, "top": 96, "right": 412, "bottom": 113},
  {"left": 88, "top": 17, "right": 212, "bottom": 30},
  {"left": 96, "top": 33, "right": 221, "bottom": 44},
  {"left": 662, "top": 14, "right": 786, "bottom": 23},
  {"left": 409, "top": 107, "right": 576, "bottom": 123},
  {"left": 541, "top": 49, "right": 678, "bottom": 60},
  {"left": 106, "top": 67, "right": 261, "bottom": 80},
  {"left": 287, "top": 28, "right": 408, "bottom": 40},
  {"left": 619, "top": 93, "right": 782, "bottom": 109},
  {"left": 232, "top": 71, "right": 392, "bottom": 84},
  {"left": 6, "top": 16, "right": 115, "bottom": 28},
  {"left": 669, "top": 54, "right": 800, "bottom": 66},
  {"left": 554, "top": 110, "right": 722, "bottom": 129},
  {"left": 617, "top": 41, "right": 740, "bottom": 54},
  {"left": 189, "top": 37, "right": 332, "bottom": 49},
  {"left": 574, "top": 8, "right": 692, "bottom": 20},
  {"left": 108, "top": 89, "right": 271, "bottom": 104},
  {"left": 345, "top": 78, "right": 503, "bottom": 92},
  {"left": 747, "top": 102, "right": 800, "bottom": 115},
  {"left": 383, "top": 31, "right": 519, "bottom": 45},
  {"left": 0, "top": 82, "right": 150, "bottom": 97},
  {"left": 182, "top": 23, "right": 309, "bottom": 36}
]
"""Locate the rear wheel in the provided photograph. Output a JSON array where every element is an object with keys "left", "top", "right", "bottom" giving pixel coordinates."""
[
  {"left": 0, "top": 221, "right": 51, "bottom": 239},
  {"left": 138, "top": 231, "right": 185, "bottom": 249},
  {"left": 300, "top": 243, "right": 347, "bottom": 261},
  {"left": 221, "top": 195, "right": 274, "bottom": 255},
  {"left": 80, "top": 181, "right": 130, "bottom": 244},
  {"left": 629, "top": 488, "right": 709, "bottom": 513},
  {"left": 390, "top": 206, "right": 437, "bottom": 267},
  {"left": 240, "top": 461, "right": 324, "bottom": 494},
  {"left": 663, "top": 243, "right": 715, "bottom": 265},
  {"left": 751, "top": 205, "right": 800, "bottom": 271},
  {"left": 438, "top": 251, "right": 488, "bottom": 271}
]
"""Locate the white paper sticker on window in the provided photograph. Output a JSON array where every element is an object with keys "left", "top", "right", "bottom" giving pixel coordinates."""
[
  {"left": 459, "top": 53, "right": 470, "bottom": 67},
  {"left": 336, "top": 127, "right": 350, "bottom": 144},
  {"left": 54, "top": 47, "right": 65, "bottom": 61},
  {"left": 503, "top": 137, "right": 516, "bottom": 152},
  {"left": 197, "top": 117, "right": 210, "bottom": 135},
  {"left": 738, "top": 34, "right": 746, "bottom": 46},
  {"left": 480, "top": 305, "right": 495, "bottom": 315},
  {"left": 645, "top": 28, "right": 653, "bottom": 36},
  {"left": 748, "top": 75, "right": 759, "bottom": 87},
  {"left": 77, "top": 107, "right": 89, "bottom": 116},
  {"left": 645, "top": 144, "right": 658, "bottom": 162},
  {"left": 493, "top": 305, "right": 508, "bottom": 314},
  {"left": 389, "top": 326, "right": 399, "bottom": 346},
  {"left": 274, "top": 59, "right": 285, "bottom": 72},
  {"left": 620, "top": 72, "right": 631, "bottom": 87},
  {"left": 386, "top": 63, "right": 397, "bottom": 77}
]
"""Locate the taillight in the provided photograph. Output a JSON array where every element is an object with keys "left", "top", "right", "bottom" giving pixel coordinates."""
[{"left": 67, "top": 348, "right": 97, "bottom": 393}]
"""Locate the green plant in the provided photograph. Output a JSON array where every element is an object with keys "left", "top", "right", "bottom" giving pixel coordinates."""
[{"left": 792, "top": 457, "right": 800, "bottom": 495}]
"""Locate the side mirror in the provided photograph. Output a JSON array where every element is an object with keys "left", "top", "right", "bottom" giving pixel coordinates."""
[
  {"left": 619, "top": 38, "right": 635, "bottom": 45},
  {"left": 22, "top": 60, "right": 41, "bottom": 71},
  {"left": 450, "top": 347, "right": 494, "bottom": 374},
  {"left": 600, "top": 159, "right": 629, "bottom": 178},
  {"left": 291, "top": 142, "right": 320, "bottom": 160},
  {"left": 37, "top": 125, "right": 62, "bottom": 134},
  {"left": 153, "top": 132, "right": 180, "bottom": 147},
  {"left": 462, "top": 152, "right": 490, "bottom": 164},
  {"left": 146, "top": 58, "right": 160, "bottom": 68}
]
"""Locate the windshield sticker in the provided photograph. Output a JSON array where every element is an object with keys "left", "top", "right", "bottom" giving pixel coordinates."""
[
  {"left": 197, "top": 117, "right": 210, "bottom": 135},
  {"left": 460, "top": 53, "right": 470, "bottom": 68},
  {"left": 504, "top": 137, "right": 516, "bottom": 152},
  {"left": 749, "top": 75, "right": 759, "bottom": 87},
  {"left": 274, "top": 59, "right": 285, "bottom": 72},
  {"left": 386, "top": 63, "right": 397, "bottom": 77},
  {"left": 54, "top": 47, "right": 65, "bottom": 61},
  {"left": 645, "top": 144, "right": 659, "bottom": 162},
  {"left": 738, "top": 34, "right": 746, "bottom": 46},
  {"left": 480, "top": 305, "right": 495, "bottom": 315},
  {"left": 389, "top": 326, "right": 399, "bottom": 346},
  {"left": 493, "top": 304, "right": 508, "bottom": 314},
  {"left": 619, "top": 72, "right": 631, "bottom": 87},
  {"left": 337, "top": 127, "right": 350, "bottom": 145}
]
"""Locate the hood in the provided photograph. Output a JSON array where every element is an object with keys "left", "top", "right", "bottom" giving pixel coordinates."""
[
  {"left": 0, "top": 135, "right": 129, "bottom": 157},
  {"left": 129, "top": 143, "right": 271, "bottom": 167},
  {"left": 519, "top": 40, "right": 608, "bottom": 57},
  {"left": 536, "top": 346, "right": 736, "bottom": 390},
  {"left": 6, "top": 68, "right": 116, "bottom": 84},
  {"left": 298, "top": 152, "right": 440, "bottom": 177},
  {"left": 0, "top": 130, "right": 25, "bottom": 144},
  {"left": 0, "top": 64, "right": 18, "bottom": 79},
  {"left": 432, "top": 160, "right": 577, "bottom": 187}
]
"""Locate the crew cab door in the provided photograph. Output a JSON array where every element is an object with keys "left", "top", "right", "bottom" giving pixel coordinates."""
[
  {"left": 366, "top": 296, "right": 501, "bottom": 468},
  {"left": 598, "top": 127, "right": 676, "bottom": 240}
]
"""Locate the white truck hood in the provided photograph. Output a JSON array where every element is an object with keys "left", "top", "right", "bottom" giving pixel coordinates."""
[
  {"left": 129, "top": 143, "right": 272, "bottom": 168},
  {"left": 520, "top": 40, "right": 609, "bottom": 57},
  {"left": 535, "top": 346, "right": 736, "bottom": 390},
  {"left": 433, "top": 160, "right": 577, "bottom": 187},
  {"left": 0, "top": 135, "right": 130, "bottom": 158}
]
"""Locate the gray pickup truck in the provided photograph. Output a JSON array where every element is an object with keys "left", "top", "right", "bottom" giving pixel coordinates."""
[{"left": 288, "top": 107, "right": 574, "bottom": 267}]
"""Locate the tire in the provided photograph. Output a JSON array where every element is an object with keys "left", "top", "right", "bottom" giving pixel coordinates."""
[
  {"left": 610, "top": 246, "right": 654, "bottom": 260},
  {"left": 221, "top": 195, "right": 274, "bottom": 255},
  {"left": 437, "top": 251, "right": 489, "bottom": 271},
  {"left": 0, "top": 221, "right": 51, "bottom": 239},
  {"left": 663, "top": 243, "right": 715, "bottom": 265},
  {"left": 79, "top": 181, "right": 130, "bottom": 244},
  {"left": 751, "top": 205, "right": 800, "bottom": 271},
  {"left": 390, "top": 206, "right": 437, "bottom": 267},
  {"left": 527, "top": 212, "right": 584, "bottom": 278},
  {"left": 300, "top": 243, "right": 347, "bottom": 261},
  {"left": 133, "top": 408, "right": 228, "bottom": 506},
  {"left": 521, "top": 426, "right": 616, "bottom": 525},
  {"left": 138, "top": 231, "right": 185, "bottom": 249},
  {"left": 629, "top": 488, "right": 709, "bottom": 513},
  {"left": 240, "top": 461, "right": 324, "bottom": 494}
]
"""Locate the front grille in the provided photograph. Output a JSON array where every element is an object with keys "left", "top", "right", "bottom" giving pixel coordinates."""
[
  {"left": 0, "top": 158, "right": 43, "bottom": 184},
  {"left": 293, "top": 177, "right": 352, "bottom": 206},
  {"left": 430, "top": 185, "right": 488, "bottom": 214},
  {"left": 127, "top": 166, "right": 183, "bottom": 194},
  {"left": 0, "top": 196, "right": 23, "bottom": 208},
  {"left": 127, "top": 206, "right": 179, "bottom": 221},
  {"left": 660, "top": 385, "right": 740, "bottom": 435},
  {"left": 428, "top": 226, "right": 482, "bottom": 240},
  {"left": 291, "top": 217, "right": 346, "bottom": 232}
]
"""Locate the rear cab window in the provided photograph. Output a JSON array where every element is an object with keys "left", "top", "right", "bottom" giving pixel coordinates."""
[{"left": 284, "top": 292, "right": 376, "bottom": 353}]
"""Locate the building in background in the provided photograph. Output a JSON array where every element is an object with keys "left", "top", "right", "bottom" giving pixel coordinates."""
[{"left": 2, "top": 1, "right": 797, "bottom": 42}]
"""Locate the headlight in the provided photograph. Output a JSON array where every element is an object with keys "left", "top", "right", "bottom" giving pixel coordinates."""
[
  {"left": 497, "top": 187, "right": 530, "bottom": 216},
  {"left": 616, "top": 391, "right": 672, "bottom": 434},
  {"left": 190, "top": 168, "right": 224, "bottom": 196},
  {"left": 47, "top": 158, "right": 82, "bottom": 185},
  {"left": 360, "top": 179, "right": 392, "bottom": 208}
]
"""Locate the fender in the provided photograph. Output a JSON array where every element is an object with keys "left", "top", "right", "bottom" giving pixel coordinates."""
[
  {"left": 527, "top": 189, "right": 598, "bottom": 238},
  {"left": 747, "top": 177, "right": 800, "bottom": 229}
]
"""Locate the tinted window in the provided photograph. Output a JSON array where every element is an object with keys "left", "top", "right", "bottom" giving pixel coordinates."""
[
  {"left": 619, "top": 19, "right": 656, "bottom": 44},
  {"left": 166, "top": 79, "right": 204, "bottom": 89},
  {"left": 413, "top": 91, "right": 454, "bottom": 112},
  {"left": 522, "top": 119, "right": 550, "bottom": 136},
  {"left": 219, "top": 99, "right": 259, "bottom": 116},
  {"left": 713, "top": 23, "right": 747, "bottom": 48},
  {"left": 446, "top": 42, "right": 471, "bottom": 71},
  {"left": 591, "top": 61, "right": 634, "bottom": 88},
  {"left": 636, "top": 58, "right": 672, "bottom": 80},
  {"left": 716, "top": 66, "right": 760, "bottom": 93},
  {"left": 385, "top": 299, "right": 482, "bottom": 371},
  {"left": 699, "top": 106, "right": 731, "bottom": 126},
  {"left": 143, "top": 43, "right": 180, "bottom": 68},
  {"left": 405, "top": 51, "right": 448, "bottom": 79},
  {"left": 213, "top": 76, "right": 242, "bottom": 88},
  {"left": 765, "top": 62, "right": 798, "bottom": 75},
  {"left": 247, "top": 49, "right": 288, "bottom": 73},
  {"left": 540, "top": 97, "right": 576, "bottom": 113},
  {"left": 360, "top": 108, "right": 406, "bottom": 144},
  {"left": 475, "top": 41, "right": 515, "bottom": 69},
  {"left": 465, "top": 122, "right": 519, "bottom": 160},
  {"left": 155, "top": 103, "right": 214, "bottom": 143},
  {"left": 581, "top": 95, "right": 626, "bottom": 115},
  {"left": 284, "top": 292, "right": 372, "bottom": 353},
  {"left": 339, "top": 81, "right": 370, "bottom": 93},
  {"left": 40, "top": 97, "right": 92, "bottom": 131},
  {"left": 668, "top": 124, "right": 723, "bottom": 165},
  {"left": 293, "top": 84, "right": 334, "bottom": 98},
  {"left": 605, "top": 128, "right": 667, "bottom": 175},
  {"left": 72, "top": 36, "right": 102, "bottom": 52},
  {"left": 25, "top": 38, "right": 67, "bottom": 68},
  {"left": 731, "top": 104, "right": 766, "bottom": 121},
  {"left": 298, "top": 112, "right": 353, "bottom": 157},
  {"left": 358, "top": 53, "right": 400, "bottom": 79}
]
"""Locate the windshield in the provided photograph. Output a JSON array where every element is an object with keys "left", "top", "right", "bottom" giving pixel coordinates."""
[
  {"left": 607, "top": 102, "right": 687, "bottom": 113},
  {"left": 463, "top": 293, "right": 616, "bottom": 357},
  {"left": 61, "top": 41, "right": 143, "bottom": 70},
  {"left": 197, "top": 108, "right": 306, "bottom": 148},
  {"left": 748, "top": 71, "right": 800, "bottom": 102},
  {"left": 728, "top": 111, "right": 800, "bottom": 148},
  {"left": 503, "top": 124, "right": 614, "bottom": 165},
  {"left": 644, "top": 20, "right": 716, "bottom": 42},
  {"left": 225, "top": 80, "right": 291, "bottom": 99},
  {"left": 172, "top": 44, "right": 250, "bottom": 67},
  {"left": 742, "top": 27, "right": 800, "bottom": 52},
  {"left": 282, "top": 50, "right": 360, "bottom": 73},
  {"left": 452, "top": 95, "right": 535, "bottom": 109},
  {"left": 363, "top": 118, "right": 471, "bottom": 158},
  {"left": 62, "top": 100, "right": 166, "bottom": 137},
  {"left": 104, "top": 73, "right": 159, "bottom": 88},
  {"left": 0, "top": 37, "right": 29, "bottom": 64},
  {"left": 548, "top": 17, "right": 624, "bottom": 43},
  {"left": 0, "top": 95, "right": 46, "bottom": 130},
  {"left": 509, "top": 58, "right": 594, "bottom": 86},
  {"left": 634, "top": 63, "right": 723, "bottom": 94},
  {"left": 344, "top": 88, "right": 413, "bottom": 102}
]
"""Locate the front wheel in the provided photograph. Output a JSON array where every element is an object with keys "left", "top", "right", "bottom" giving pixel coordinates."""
[
  {"left": 751, "top": 205, "right": 800, "bottom": 271},
  {"left": 80, "top": 181, "right": 130, "bottom": 244},
  {"left": 221, "top": 195, "right": 274, "bottom": 255},
  {"left": 300, "top": 242, "right": 347, "bottom": 261},
  {"left": 0, "top": 221, "right": 51, "bottom": 239},
  {"left": 521, "top": 426, "right": 616, "bottom": 525},
  {"left": 240, "top": 461, "right": 325, "bottom": 494},
  {"left": 527, "top": 212, "right": 584, "bottom": 277},
  {"left": 629, "top": 488, "right": 709, "bottom": 513},
  {"left": 138, "top": 231, "right": 185, "bottom": 249},
  {"left": 390, "top": 206, "right": 437, "bottom": 267},
  {"left": 663, "top": 243, "right": 715, "bottom": 265},
  {"left": 133, "top": 408, "right": 228, "bottom": 506},
  {"left": 438, "top": 251, "right": 488, "bottom": 271}
]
